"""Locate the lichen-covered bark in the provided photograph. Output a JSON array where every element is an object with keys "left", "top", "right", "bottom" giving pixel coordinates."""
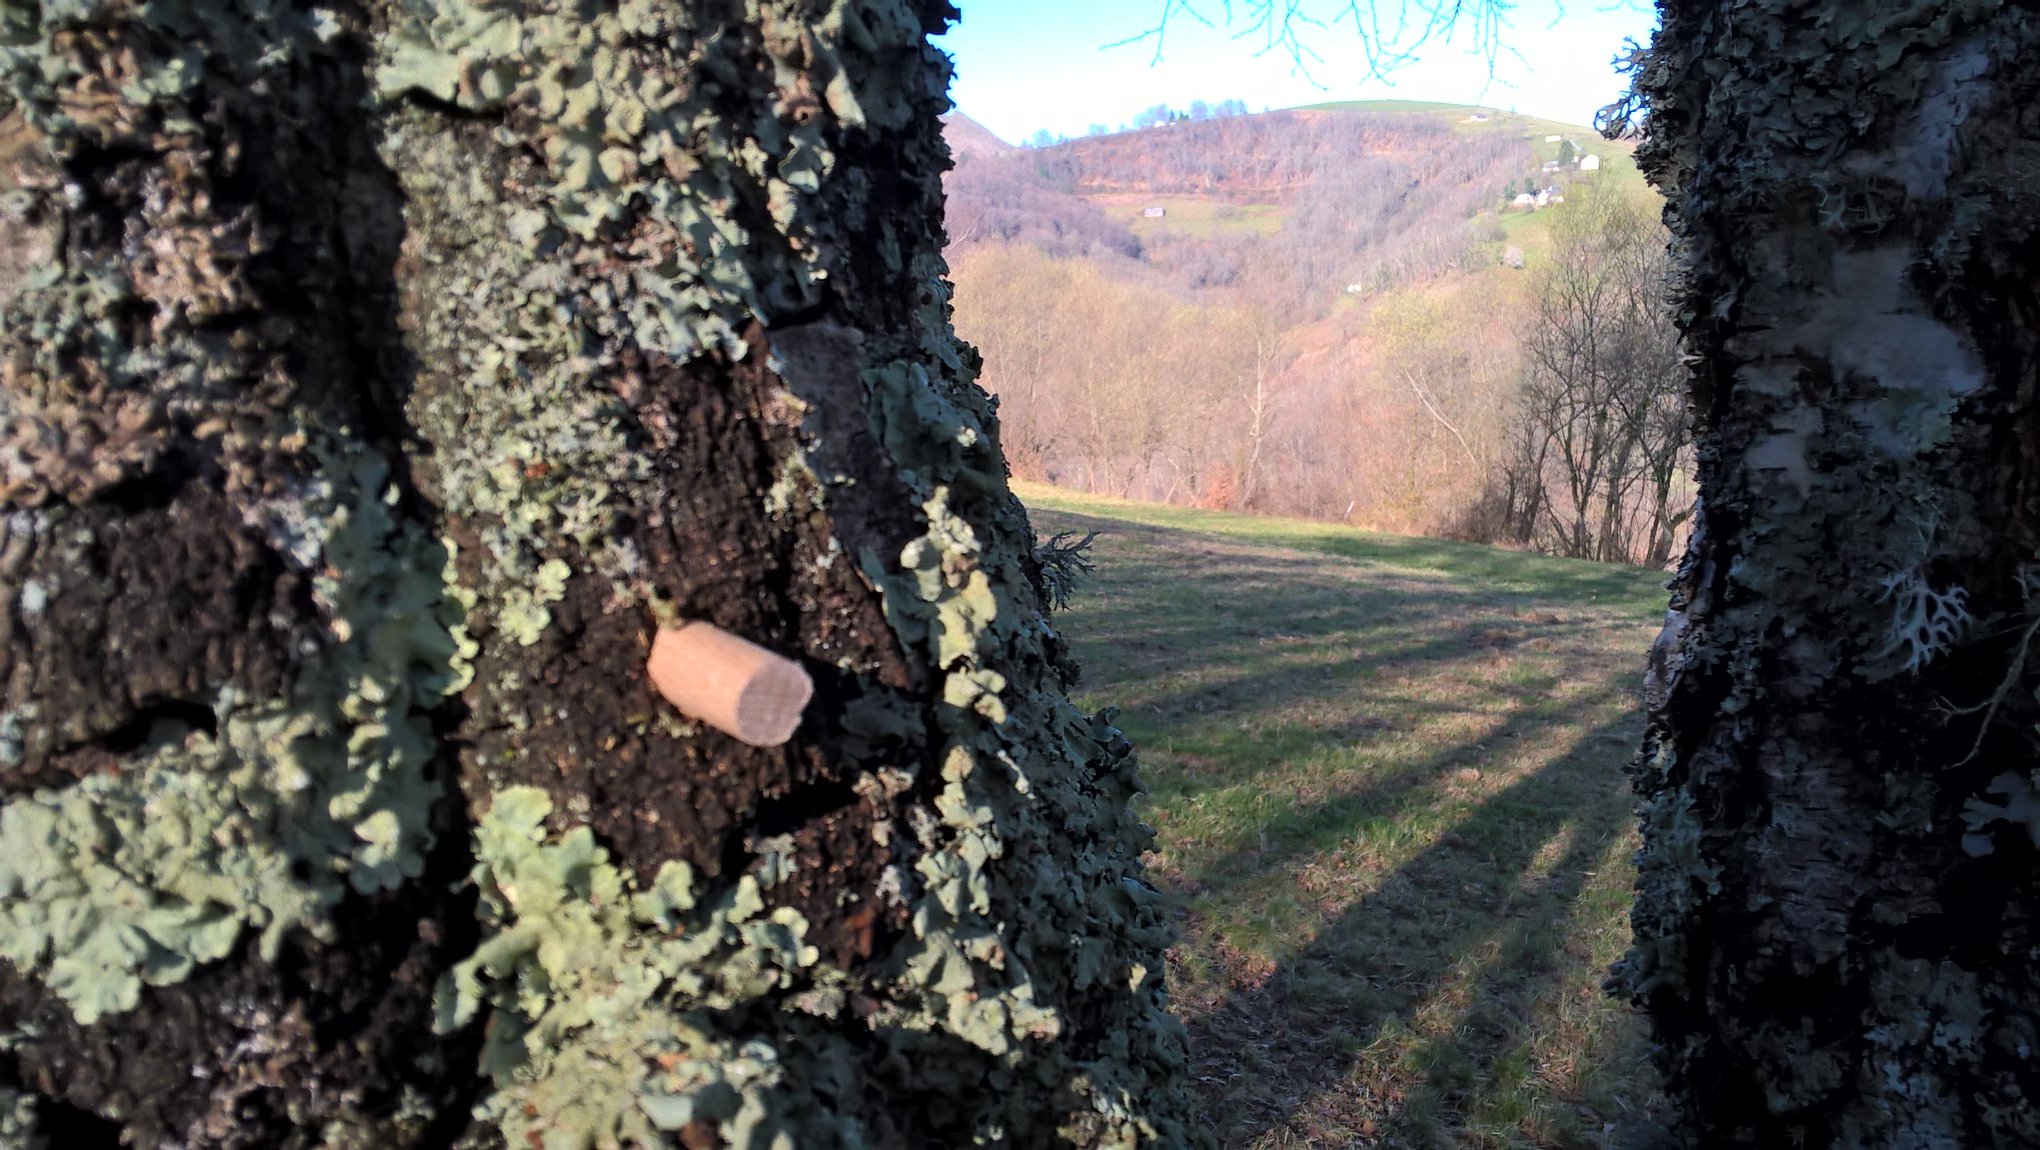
[
  {"left": 1615, "top": 4, "right": 2040, "bottom": 1146},
  {"left": 0, "top": 1, "right": 1199, "bottom": 1147}
]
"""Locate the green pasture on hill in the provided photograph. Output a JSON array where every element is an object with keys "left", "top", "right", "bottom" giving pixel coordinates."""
[
  {"left": 1045, "top": 99, "right": 1657, "bottom": 285},
  {"left": 1300, "top": 100, "right": 1646, "bottom": 182},
  {"left": 1111, "top": 197, "right": 1290, "bottom": 239},
  {"left": 1017, "top": 481, "right": 1669, "bottom": 1149}
]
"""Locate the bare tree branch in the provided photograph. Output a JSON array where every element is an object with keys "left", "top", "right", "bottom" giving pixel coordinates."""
[
  {"left": 1109, "top": 0, "right": 1532, "bottom": 86},
  {"left": 1401, "top": 367, "right": 1481, "bottom": 469},
  {"left": 1594, "top": 35, "right": 1653, "bottom": 139}
]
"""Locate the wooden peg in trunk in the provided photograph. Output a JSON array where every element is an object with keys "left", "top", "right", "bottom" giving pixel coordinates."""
[{"left": 647, "top": 621, "right": 813, "bottom": 747}]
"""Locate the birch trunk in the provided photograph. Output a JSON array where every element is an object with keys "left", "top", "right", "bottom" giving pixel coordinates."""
[{"left": 0, "top": 2, "right": 1199, "bottom": 1147}]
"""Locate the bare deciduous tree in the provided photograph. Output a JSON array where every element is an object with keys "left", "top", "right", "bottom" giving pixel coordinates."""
[{"left": 1503, "top": 181, "right": 1688, "bottom": 564}]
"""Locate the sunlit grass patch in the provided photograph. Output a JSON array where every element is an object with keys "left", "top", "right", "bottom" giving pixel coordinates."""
[{"left": 1020, "top": 482, "right": 1667, "bottom": 1149}]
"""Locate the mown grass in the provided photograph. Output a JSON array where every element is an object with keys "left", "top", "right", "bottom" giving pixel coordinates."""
[{"left": 1016, "top": 481, "right": 1668, "bottom": 1149}]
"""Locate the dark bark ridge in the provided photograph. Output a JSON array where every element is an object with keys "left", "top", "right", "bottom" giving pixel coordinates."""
[
  {"left": 1618, "top": 3, "right": 2040, "bottom": 1146},
  {"left": 0, "top": 1, "right": 479, "bottom": 1146},
  {"left": 2, "top": 0, "right": 1202, "bottom": 1146}
]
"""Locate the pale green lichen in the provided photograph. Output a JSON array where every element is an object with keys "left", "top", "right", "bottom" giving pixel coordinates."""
[
  {"left": 0, "top": 452, "right": 463, "bottom": 1021},
  {"left": 0, "top": 0, "right": 1200, "bottom": 1138},
  {"left": 364, "top": 0, "right": 1198, "bottom": 1140},
  {"left": 438, "top": 786, "right": 873, "bottom": 1150},
  {"left": 424, "top": 172, "right": 1193, "bottom": 1150},
  {"left": 0, "top": 1083, "right": 42, "bottom": 1150},
  {"left": 845, "top": 355, "right": 1192, "bottom": 1143},
  {"left": 372, "top": 0, "right": 925, "bottom": 649},
  {"left": 0, "top": 734, "right": 324, "bottom": 1024},
  {"left": 0, "top": 0, "right": 469, "bottom": 1031},
  {"left": 374, "top": 0, "right": 881, "bottom": 258},
  {"left": 378, "top": 134, "right": 649, "bottom": 644}
]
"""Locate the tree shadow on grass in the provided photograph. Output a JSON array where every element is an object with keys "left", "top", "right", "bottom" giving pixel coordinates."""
[
  {"left": 1040, "top": 517, "right": 1646, "bottom": 741},
  {"left": 1172, "top": 708, "right": 1650, "bottom": 1149},
  {"left": 1152, "top": 683, "right": 1631, "bottom": 911},
  {"left": 1030, "top": 507, "right": 1665, "bottom": 611},
  {"left": 1024, "top": 500, "right": 1663, "bottom": 1146}
]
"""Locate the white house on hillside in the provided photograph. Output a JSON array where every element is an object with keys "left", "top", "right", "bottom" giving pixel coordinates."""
[{"left": 1579, "top": 153, "right": 1602, "bottom": 172}]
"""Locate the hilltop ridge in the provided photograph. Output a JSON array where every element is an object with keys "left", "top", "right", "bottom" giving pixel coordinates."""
[
  {"left": 939, "top": 112, "right": 1017, "bottom": 161},
  {"left": 939, "top": 99, "right": 1647, "bottom": 307}
]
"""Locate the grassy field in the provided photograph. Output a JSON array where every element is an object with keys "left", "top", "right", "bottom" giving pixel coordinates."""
[
  {"left": 1015, "top": 482, "right": 1668, "bottom": 1149},
  {"left": 1089, "top": 193, "right": 1289, "bottom": 239}
]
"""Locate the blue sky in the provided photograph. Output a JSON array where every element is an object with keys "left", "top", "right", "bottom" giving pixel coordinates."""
[{"left": 934, "top": 1, "right": 1659, "bottom": 143}]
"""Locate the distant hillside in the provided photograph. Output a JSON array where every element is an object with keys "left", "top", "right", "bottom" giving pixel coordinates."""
[
  {"left": 1022, "top": 108, "right": 1515, "bottom": 200},
  {"left": 940, "top": 112, "right": 1017, "bottom": 161},
  {"left": 940, "top": 118, "right": 1141, "bottom": 261},
  {"left": 955, "top": 109, "right": 1519, "bottom": 322},
  {"left": 939, "top": 102, "right": 1647, "bottom": 312},
  {"left": 941, "top": 100, "right": 1670, "bottom": 542}
]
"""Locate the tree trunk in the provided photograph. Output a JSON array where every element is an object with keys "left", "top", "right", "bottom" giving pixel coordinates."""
[
  {"left": 0, "top": 3, "right": 1200, "bottom": 1147},
  {"left": 1615, "top": 4, "right": 2040, "bottom": 1145},
  {"left": 1240, "top": 347, "right": 1269, "bottom": 512}
]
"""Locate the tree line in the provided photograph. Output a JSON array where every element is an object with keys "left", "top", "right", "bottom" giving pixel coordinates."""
[{"left": 1021, "top": 97, "right": 1253, "bottom": 147}]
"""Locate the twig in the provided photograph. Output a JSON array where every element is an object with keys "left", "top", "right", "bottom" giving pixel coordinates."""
[
  {"left": 1945, "top": 610, "right": 2040, "bottom": 768},
  {"left": 1402, "top": 368, "right": 1480, "bottom": 468},
  {"left": 1935, "top": 567, "right": 2040, "bottom": 767},
  {"left": 1107, "top": 0, "right": 1530, "bottom": 86}
]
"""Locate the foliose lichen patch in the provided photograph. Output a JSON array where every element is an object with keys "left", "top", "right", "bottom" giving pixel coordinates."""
[
  {"left": 369, "top": 0, "right": 1199, "bottom": 1141},
  {"left": 0, "top": 0, "right": 1201, "bottom": 1144},
  {"left": 0, "top": 453, "right": 462, "bottom": 1022},
  {"left": 0, "top": 0, "right": 465, "bottom": 993},
  {"left": 0, "top": 0, "right": 481, "bottom": 1142}
]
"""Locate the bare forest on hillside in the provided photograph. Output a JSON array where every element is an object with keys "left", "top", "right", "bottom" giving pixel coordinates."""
[{"left": 944, "top": 109, "right": 1692, "bottom": 565}]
